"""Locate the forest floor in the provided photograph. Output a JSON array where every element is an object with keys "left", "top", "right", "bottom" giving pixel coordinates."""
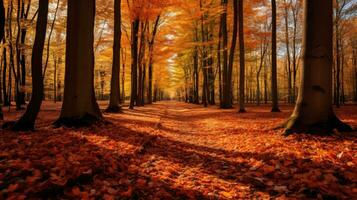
[{"left": 0, "top": 101, "right": 356, "bottom": 199}]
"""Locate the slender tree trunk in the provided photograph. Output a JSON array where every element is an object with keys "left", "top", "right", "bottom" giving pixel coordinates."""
[
  {"left": 271, "top": 0, "right": 280, "bottom": 112},
  {"left": 334, "top": 2, "right": 341, "bottom": 108},
  {"left": 0, "top": 0, "right": 4, "bottom": 119},
  {"left": 43, "top": 0, "right": 59, "bottom": 76},
  {"left": 217, "top": 20, "right": 222, "bottom": 104},
  {"left": 193, "top": 27, "right": 199, "bottom": 104},
  {"left": 238, "top": 0, "right": 246, "bottom": 112},
  {"left": 53, "top": 55, "right": 57, "bottom": 103},
  {"left": 55, "top": 0, "right": 102, "bottom": 127},
  {"left": 200, "top": 0, "right": 208, "bottom": 107},
  {"left": 147, "top": 15, "right": 160, "bottom": 104},
  {"left": 257, "top": 40, "right": 268, "bottom": 106},
  {"left": 221, "top": 0, "right": 231, "bottom": 108},
  {"left": 11, "top": 0, "right": 48, "bottom": 131},
  {"left": 2, "top": 46, "right": 8, "bottom": 107},
  {"left": 19, "top": 0, "right": 31, "bottom": 105},
  {"left": 121, "top": 48, "right": 125, "bottom": 103},
  {"left": 107, "top": 0, "right": 122, "bottom": 113},
  {"left": 284, "top": 0, "right": 293, "bottom": 103},
  {"left": 284, "top": 0, "right": 351, "bottom": 134},
  {"left": 129, "top": 19, "right": 139, "bottom": 109}
]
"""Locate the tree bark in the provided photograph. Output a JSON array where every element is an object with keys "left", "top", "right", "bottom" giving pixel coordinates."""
[
  {"left": 55, "top": 0, "right": 102, "bottom": 127},
  {"left": 11, "top": 0, "right": 48, "bottom": 131},
  {"left": 284, "top": 0, "right": 352, "bottom": 134},
  {"left": 107, "top": 0, "right": 122, "bottom": 113},
  {"left": 220, "top": 0, "right": 231, "bottom": 108},
  {"left": 0, "top": 0, "right": 4, "bottom": 120},
  {"left": 283, "top": 0, "right": 293, "bottom": 103},
  {"left": 271, "top": 0, "right": 280, "bottom": 112},
  {"left": 147, "top": 15, "right": 160, "bottom": 104},
  {"left": 129, "top": 19, "right": 140, "bottom": 109},
  {"left": 238, "top": 0, "right": 246, "bottom": 113}
]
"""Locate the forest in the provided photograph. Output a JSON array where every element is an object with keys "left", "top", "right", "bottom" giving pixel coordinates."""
[{"left": 0, "top": 0, "right": 356, "bottom": 199}]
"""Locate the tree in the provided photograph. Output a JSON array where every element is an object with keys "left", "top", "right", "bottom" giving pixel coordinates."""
[
  {"left": 238, "top": 0, "right": 246, "bottom": 113},
  {"left": 271, "top": 0, "right": 280, "bottom": 112},
  {"left": 55, "top": 0, "right": 102, "bottom": 127},
  {"left": 11, "top": 0, "right": 48, "bottom": 130},
  {"left": 284, "top": 0, "right": 352, "bottom": 134},
  {"left": 0, "top": 0, "right": 4, "bottom": 120},
  {"left": 107, "top": 0, "right": 122, "bottom": 113},
  {"left": 147, "top": 15, "right": 160, "bottom": 104},
  {"left": 129, "top": 19, "right": 140, "bottom": 109},
  {"left": 220, "top": 0, "right": 231, "bottom": 109}
]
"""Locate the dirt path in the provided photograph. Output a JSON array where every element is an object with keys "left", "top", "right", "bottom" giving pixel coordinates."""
[{"left": 1, "top": 101, "right": 356, "bottom": 199}]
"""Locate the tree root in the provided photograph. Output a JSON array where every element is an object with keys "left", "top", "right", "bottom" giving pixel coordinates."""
[
  {"left": 271, "top": 108, "right": 281, "bottom": 113},
  {"left": 281, "top": 115, "right": 354, "bottom": 136},
  {"left": 238, "top": 108, "right": 247, "bottom": 113},
  {"left": 105, "top": 105, "right": 123, "bottom": 113},
  {"left": 54, "top": 114, "right": 103, "bottom": 128}
]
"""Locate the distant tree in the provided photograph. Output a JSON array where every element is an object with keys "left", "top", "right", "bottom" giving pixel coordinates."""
[
  {"left": 55, "top": 0, "right": 102, "bottom": 126},
  {"left": 284, "top": 0, "right": 352, "bottom": 134},
  {"left": 107, "top": 0, "right": 122, "bottom": 113},
  {"left": 11, "top": 0, "right": 48, "bottom": 130}
]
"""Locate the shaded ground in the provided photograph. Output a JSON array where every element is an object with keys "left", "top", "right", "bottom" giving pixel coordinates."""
[{"left": 0, "top": 101, "right": 356, "bottom": 199}]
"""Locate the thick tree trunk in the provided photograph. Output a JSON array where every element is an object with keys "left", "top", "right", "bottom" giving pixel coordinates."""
[
  {"left": 129, "top": 19, "right": 140, "bottom": 109},
  {"left": 284, "top": 0, "right": 352, "bottom": 134},
  {"left": 55, "top": 0, "right": 102, "bottom": 127},
  {"left": 11, "top": 0, "right": 48, "bottom": 131},
  {"left": 271, "top": 0, "right": 280, "bottom": 112},
  {"left": 107, "top": 0, "right": 122, "bottom": 113}
]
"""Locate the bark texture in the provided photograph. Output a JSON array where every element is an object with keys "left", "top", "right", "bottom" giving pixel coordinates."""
[
  {"left": 56, "top": 0, "right": 102, "bottom": 127},
  {"left": 284, "top": 0, "right": 352, "bottom": 134},
  {"left": 12, "top": 0, "right": 48, "bottom": 130}
]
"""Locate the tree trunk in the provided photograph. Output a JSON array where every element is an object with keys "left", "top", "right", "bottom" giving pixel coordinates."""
[
  {"left": 284, "top": 0, "right": 292, "bottom": 103},
  {"left": 193, "top": 27, "right": 199, "bottom": 104},
  {"left": 217, "top": 20, "right": 222, "bottom": 104},
  {"left": 121, "top": 48, "right": 125, "bottom": 103},
  {"left": 271, "top": 0, "right": 280, "bottom": 112},
  {"left": 0, "top": 0, "right": 4, "bottom": 120},
  {"left": 11, "top": 0, "right": 48, "bottom": 131},
  {"left": 107, "top": 0, "right": 122, "bottom": 113},
  {"left": 284, "top": 0, "right": 352, "bottom": 134},
  {"left": 129, "top": 19, "right": 140, "bottom": 109},
  {"left": 55, "top": 0, "right": 102, "bottom": 127},
  {"left": 147, "top": 15, "right": 160, "bottom": 104},
  {"left": 238, "top": 0, "right": 246, "bottom": 113},
  {"left": 334, "top": 1, "right": 341, "bottom": 108},
  {"left": 2, "top": 46, "right": 8, "bottom": 106},
  {"left": 220, "top": 0, "right": 231, "bottom": 109}
]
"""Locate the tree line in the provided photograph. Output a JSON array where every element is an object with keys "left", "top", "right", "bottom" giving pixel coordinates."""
[{"left": 0, "top": 0, "right": 355, "bottom": 134}]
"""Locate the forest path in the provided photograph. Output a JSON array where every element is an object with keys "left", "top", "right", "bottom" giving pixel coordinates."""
[
  {"left": 110, "top": 101, "right": 357, "bottom": 199},
  {"left": 1, "top": 101, "right": 356, "bottom": 199}
]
